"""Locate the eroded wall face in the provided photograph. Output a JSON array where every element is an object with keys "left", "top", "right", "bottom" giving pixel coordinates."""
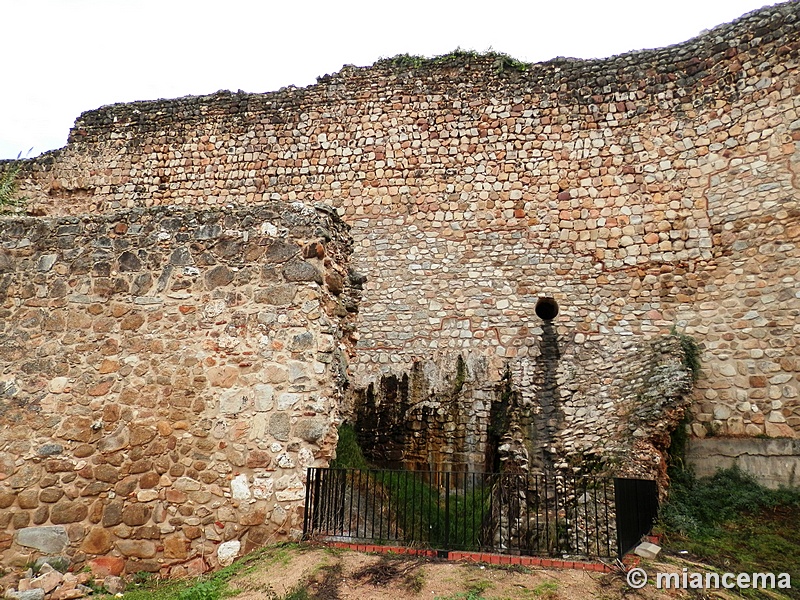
[
  {"left": 0, "top": 205, "right": 357, "bottom": 574},
  {"left": 3, "top": 4, "right": 799, "bottom": 483},
  {"left": 350, "top": 335, "right": 693, "bottom": 486}
]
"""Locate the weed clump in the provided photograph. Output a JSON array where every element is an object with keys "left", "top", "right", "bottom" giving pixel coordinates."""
[
  {"left": 658, "top": 467, "right": 800, "bottom": 582},
  {"left": 660, "top": 467, "right": 800, "bottom": 537},
  {"left": 0, "top": 161, "right": 26, "bottom": 215}
]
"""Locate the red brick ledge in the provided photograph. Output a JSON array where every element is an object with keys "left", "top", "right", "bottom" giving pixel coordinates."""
[{"left": 323, "top": 542, "right": 614, "bottom": 572}]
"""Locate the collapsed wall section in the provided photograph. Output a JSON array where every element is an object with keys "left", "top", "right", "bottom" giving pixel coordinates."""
[{"left": 0, "top": 204, "right": 358, "bottom": 574}]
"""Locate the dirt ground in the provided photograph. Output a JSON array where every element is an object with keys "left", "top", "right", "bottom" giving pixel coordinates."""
[{"left": 229, "top": 546, "right": 749, "bottom": 600}]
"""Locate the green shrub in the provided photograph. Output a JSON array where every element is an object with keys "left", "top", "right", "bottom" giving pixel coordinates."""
[
  {"left": 329, "top": 424, "right": 368, "bottom": 469},
  {"left": 659, "top": 467, "right": 800, "bottom": 537}
]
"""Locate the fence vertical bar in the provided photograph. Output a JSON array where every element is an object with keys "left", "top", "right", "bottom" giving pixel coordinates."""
[
  {"left": 355, "top": 469, "right": 367, "bottom": 538},
  {"left": 543, "top": 472, "right": 550, "bottom": 554},
  {"left": 523, "top": 473, "right": 530, "bottom": 555},
  {"left": 531, "top": 474, "right": 538, "bottom": 555},
  {"left": 554, "top": 474, "right": 561, "bottom": 555},
  {"left": 333, "top": 469, "right": 341, "bottom": 535},
  {"left": 370, "top": 469, "right": 377, "bottom": 540},
  {"left": 444, "top": 471, "right": 451, "bottom": 550},
  {"left": 318, "top": 468, "right": 327, "bottom": 535},
  {"left": 342, "top": 469, "right": 348, "bottom": 536},
  {"left": 326, "top": 469, "right": 334, "bottom": 535},
  {"left": 497, "top": 474, "right": 506, "bottom": 548},
  {"left": 462, "top": 471, "right": 468, "bottom": 550},
  {"left": 469, "top": 473, "right": 475, "bottom": 549},
  {"left": 427, "top": 470, "right": 433, "bottom": 546},
  {"left": 319, "top": 468, "right": 327, "bottom": 533},
  {"left": 585, "top": 478, "right": 592, "bottom": 556},
  {"left": 592, "top": 478, "right": 600, "bottom": 557},
  {"left": 346, "top": 469, "right": 353, "bottom": 539},
  {"left": 394, "top": 470, "right": 399, "bottom": 541},
  {"left": 575, "top": 475, "right": 581, "bottom": 554},
  {"left": 355, "top": 469, "right": 361, "bottom": 539},
  {"left": 329, "top": 469, "right": 337, "bottom": 535},
  {"left": 409, "top": 470, "right": 416, "bottom": 543},
  {"left": 316, "top": 468, "right": 326, "bottom": 537},
  {"left": 339, "top": 469, "right": 347, "bottom": 535},
  {"left": 512, "top": 473, "right": 519, "bottom": 553},
  {"left": 378, "top": 470, "right": 385, "bottom": 541},
  {"left": 573, "top": 473, "right": 580, "bottom": 554}
]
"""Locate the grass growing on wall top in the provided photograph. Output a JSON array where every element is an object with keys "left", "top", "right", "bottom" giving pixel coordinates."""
[
  {"left": 377, "top": 49, "right": 532, "bottom": 74},
  {"left": 0, "top": 162, "right": 26, "bottom": 215}
]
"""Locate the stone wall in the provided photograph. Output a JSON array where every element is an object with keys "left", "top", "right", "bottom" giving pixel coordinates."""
[
  {"left": 2, "top": 4, "right": 799, "bottom": 479},
  {"left": 687, "top": 438, "right": 800, "bottom": 488},
  {"left": 0, "top": 204, "right": 358, "bottom": 575}
]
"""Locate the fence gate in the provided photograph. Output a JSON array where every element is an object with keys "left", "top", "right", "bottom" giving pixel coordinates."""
[
  {"left": 303, "top": 468, "right": 660, "bottom": 559},
  {"left": 613, "top": 477, "right": 659, "bottom": 557}
]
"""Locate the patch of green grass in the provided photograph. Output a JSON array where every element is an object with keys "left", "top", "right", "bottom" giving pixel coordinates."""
[
  {"left": 261, "top": 544, "right": 299, "bottom": 569},
  {"left": 381, "top": 53, "right": 426, "bottom": 69},
  {"left": 531, "top": 581, "right": 558, "bottom": 598},
  {"left": 122, "top": 577, "right": 192, "bottom": 600},
  {"left": 658, "top": 467, "right": 800, "bottom": 597},
  {"left": 434, "top": 592, "right": 487, "bottom": 600},
  {"left": 405, "top": 568, "right": 426, "bottom": 593},
  {"left": 466, "top": 579, "right": 492, "bottom": 595},
  {"left": 433, "top": 578, "right": 495, "bottom": 600},
  {"left": 121, "top": 544, "right": 300, "bottom": 600},
  {"left": 281, "top": 585, "right": 311, "bottom": 600}
]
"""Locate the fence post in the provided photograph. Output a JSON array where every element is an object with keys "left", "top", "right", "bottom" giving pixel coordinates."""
[{"left": 302, "top": 467, "right": 313, "bottom": 539}]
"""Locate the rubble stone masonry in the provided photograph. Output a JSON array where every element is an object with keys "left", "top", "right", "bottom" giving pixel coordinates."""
[
  {"left": 0, "top": 0, "right": 799, "bottom": 572},
  {"left": 0, "top": 204, "right": 359, "bottom": 574}
]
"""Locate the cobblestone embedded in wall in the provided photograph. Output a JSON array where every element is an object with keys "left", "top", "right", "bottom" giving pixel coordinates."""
[
  {"left": 0, "top": 3, "right": 798, "bottom": 479},
  {"left": 0, "top": 204, "right": 358, "bottom": 575}
]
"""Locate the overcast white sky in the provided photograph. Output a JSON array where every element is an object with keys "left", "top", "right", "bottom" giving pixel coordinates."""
[{"left": 0, "top": 0, "right": 779, "bottom": 160}]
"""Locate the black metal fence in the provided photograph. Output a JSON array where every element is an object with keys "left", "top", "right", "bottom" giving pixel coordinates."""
[{"left": 303, "top": 468, "right": 657, "bottom": 559}]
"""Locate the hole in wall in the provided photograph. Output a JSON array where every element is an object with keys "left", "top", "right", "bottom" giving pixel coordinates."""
[{"left": 535, "top": 297, "right": 559, "bottom": 321}]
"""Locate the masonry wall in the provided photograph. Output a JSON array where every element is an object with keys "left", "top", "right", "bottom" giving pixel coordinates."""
[
  {"left": 0, "top": 204, "right": 358, "bottom": 574},
  {"left": 4, "top": 5, "right": 800, "bottom": 470},
  {"left": 687, "top": 438, "right": 800, "bottom": 488}
]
